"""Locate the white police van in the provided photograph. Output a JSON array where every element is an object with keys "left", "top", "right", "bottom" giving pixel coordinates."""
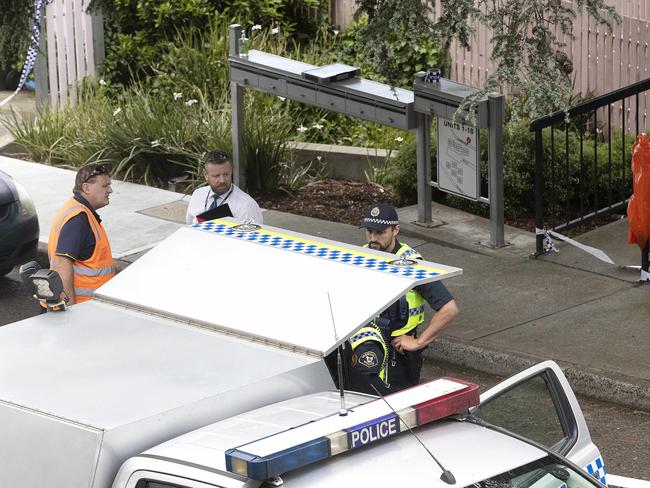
[{"left": 0, "top": 219, "right": 616, "bottom": 488}]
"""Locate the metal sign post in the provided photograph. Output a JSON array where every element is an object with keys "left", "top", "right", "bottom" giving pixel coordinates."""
[
  {"left": 413, "top": 73, "right": 505, "bottom": 248},
  {"left": 229, "top": 25, "right": 246, "bottom": 188}
]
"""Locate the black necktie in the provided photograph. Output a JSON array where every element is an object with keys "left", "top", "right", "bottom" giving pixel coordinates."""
[{"left": 209, "top": 194, "right": 219, "bottom": 210}]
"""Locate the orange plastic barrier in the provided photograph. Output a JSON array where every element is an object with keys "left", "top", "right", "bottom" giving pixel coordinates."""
[{"left": 628, "top": 133, "right": 650, "bottom": 248}]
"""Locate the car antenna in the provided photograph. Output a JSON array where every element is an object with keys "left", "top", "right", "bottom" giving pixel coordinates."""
[
  {"left": 327, "top": 292, "right": 348, "bottom": 417},
  {"left": 370, "top": 384, "right": 456, "bottom": 485}
]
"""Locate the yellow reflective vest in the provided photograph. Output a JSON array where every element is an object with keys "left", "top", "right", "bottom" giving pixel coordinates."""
[
  {"left": 364, "top": 242, "right": 426, "bottom": 337},
  {"left": 350, "top": 322, "right": 389, "bottom": 385}
]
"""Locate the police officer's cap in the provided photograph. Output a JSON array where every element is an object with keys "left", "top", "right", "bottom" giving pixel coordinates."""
[{"left": 359, "top": 203, "right": 399, "bottom": 231}]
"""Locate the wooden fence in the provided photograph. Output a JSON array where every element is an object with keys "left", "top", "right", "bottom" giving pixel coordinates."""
[
  {"left": 42, "top": 0, "right": 103, "bottom": 109},
  {"left": 331, "top": 0, "right": 650, "bottom": 131}
]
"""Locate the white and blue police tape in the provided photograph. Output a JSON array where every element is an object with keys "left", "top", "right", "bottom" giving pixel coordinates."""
[
  {"left": 608, "top": 474, "right": 650, "bottom": 488},
  {"left": 536, "top": 227, "right": 650, "bottom": 281},
  {"left": 0, "top": 0, "right": 53, "bottom": 108},
  {"left": 585, "top": 457, "right": 607, "bottom": 486}
]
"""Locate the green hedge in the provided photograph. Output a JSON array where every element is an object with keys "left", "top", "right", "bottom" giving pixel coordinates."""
[
  {"left": 377, "top": 120, "right": 636, "bottom": 220},
  {"left": 88, "top": 0, "right": 329, "bottom": 86}
]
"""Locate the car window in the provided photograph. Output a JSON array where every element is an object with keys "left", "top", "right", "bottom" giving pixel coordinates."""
[
  {"left": 468, "top": 455, "right": 603, "bottom": 488},
  {"left": 136, "top": 481, "right": 198, "bottom": 488},
  {"left": 137, "top": 482, "right": 184, "bottom": 488},
  {"left": 476, "top": 373, "right": 573, "bottom": 452}
]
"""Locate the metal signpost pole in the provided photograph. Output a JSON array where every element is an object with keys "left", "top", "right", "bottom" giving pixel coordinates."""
[
  {"left": 229, "top": 25, "right": 246, "bottom": 189},
  {"left": 416, "top": 112, "right": 432, "bottom": 223},
  {"left": 488, "top": 93, "right": 505, "bottom": 247}
]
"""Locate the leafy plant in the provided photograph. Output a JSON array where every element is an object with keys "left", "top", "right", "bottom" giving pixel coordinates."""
[
  {"left": 88, "top": 0, "right": 329, "bottom": 86},
  {"left": 0, "top": 0, "right": 32, "bottom": 70},
  {"left": 355, "top": 0, "right": 621, "bottom": 120},
  {"left": 277, "top": 154, "right": 328, "bottom": 194},
  {"left": 337, "top": 16, "right": 445, "bottom": 89}
]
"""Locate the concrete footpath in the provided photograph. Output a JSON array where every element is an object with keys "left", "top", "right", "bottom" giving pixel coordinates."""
[{"left": 1, "top": 155, "right": 649, "bottom": 411}]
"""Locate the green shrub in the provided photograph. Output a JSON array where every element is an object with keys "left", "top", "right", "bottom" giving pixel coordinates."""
[
  {"left": 375, "top": 119, "right": 636, "bottom": 221},
  {"left": 336, "top": 17, "right": 445, "bottom": 90},
  {"left": 89, "top": 0, "right": 329, "bottom": 86},
  {"left": 0, "top": 0, "right": 32, "bottom": 70},
  {"left": 375, "top": 135, "right": 419, "bottom": 206},
  {"left": 2, "top": 78, "right": 294, "bottom": 192}
]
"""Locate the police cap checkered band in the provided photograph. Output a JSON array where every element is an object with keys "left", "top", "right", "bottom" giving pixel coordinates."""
[{"left": 359, "top": 203, "right": 399, "bottom": 230}]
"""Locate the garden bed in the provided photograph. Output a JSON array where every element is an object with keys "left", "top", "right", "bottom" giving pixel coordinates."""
[{"left": 257, "top": 178, "right": 394, "bottom": 226}]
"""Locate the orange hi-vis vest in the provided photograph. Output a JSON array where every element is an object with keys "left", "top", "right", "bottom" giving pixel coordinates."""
[{"left": 48, "top": 197, "right": 115, "bottom": 303}]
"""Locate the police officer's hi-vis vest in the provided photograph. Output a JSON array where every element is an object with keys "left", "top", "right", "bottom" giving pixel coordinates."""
[
  {"left": 364, "top": 242, "right": 426, "bottom": 337},
  {"left": 48, "top": 197, "right": 115, "bottom": 303},
  {"left": 350, "top": 322, "right": 389, "bottom": 385}
]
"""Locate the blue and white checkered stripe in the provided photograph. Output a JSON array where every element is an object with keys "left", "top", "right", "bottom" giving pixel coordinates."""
[
  {"left": 194, "top": 221, "right": 443, "bottom": 279},
  {"left": 585, "top": 457, "right": 607, "bottom": 486}
]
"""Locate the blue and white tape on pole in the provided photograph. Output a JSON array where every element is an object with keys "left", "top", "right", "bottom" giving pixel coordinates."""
[{"left": 0, "top": 0, "right": 54, "bottom": 108}]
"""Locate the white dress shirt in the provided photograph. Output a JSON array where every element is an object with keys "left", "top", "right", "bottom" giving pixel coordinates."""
[{"left": 185, "top": 184, "right": 263, "bottom": 225}]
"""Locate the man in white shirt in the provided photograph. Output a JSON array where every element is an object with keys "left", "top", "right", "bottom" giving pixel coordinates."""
[{"left": 186, "top": 150, "right": 263, "bottom": 225}]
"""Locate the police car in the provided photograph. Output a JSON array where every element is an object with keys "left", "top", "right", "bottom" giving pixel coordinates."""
[
  {"left": 0, "top": 219, "right": 629, "bottom": 488},
  {"left": 113, "top": 361, "right": 610, "bottom": 488}
]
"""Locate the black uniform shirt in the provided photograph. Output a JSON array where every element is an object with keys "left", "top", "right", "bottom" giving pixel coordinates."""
[{"left": 55, "top": 193, "right": 101, "bottom": 261}]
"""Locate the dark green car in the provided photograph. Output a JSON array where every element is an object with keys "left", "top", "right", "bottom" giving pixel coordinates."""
[{"left": 0, "top": 169, "right": 39, "bottom": 276}]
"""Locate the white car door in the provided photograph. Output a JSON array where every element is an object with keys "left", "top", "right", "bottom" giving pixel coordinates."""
[{"left": 473, "top": 361, "right": 606, "bottom": 486}]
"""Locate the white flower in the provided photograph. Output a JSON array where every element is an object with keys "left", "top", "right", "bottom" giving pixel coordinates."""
[
  {"left": 297, "top": 125, "right": 308, "bottom": 133},
  {"left": 277, "top": 96, "right": 286, "bottom": 101},
  {"left": 317, "top": 156, "right": 322, "bottom": 161},
  {"left": 151, "top": 139, "right": 161, "bottom": 147},
  {"left": 333, "top": 29, "right": 339, "bottom": 35},
  {"left": 252, "top": 24, "right": 262, "bottom": 31},
  {"left": 173, "top": 92, "right": 182, "bottom": 100},
  {"left": 113, "top": 107, "right": 121, "bottom": 116},
  {"left": 99, "top": 79, "right": 106, "bottom": 86},
  {"left": 185, "top": 99, "right": 198, "bottom": 106},
  {"left": 312, "top": 123, "right": 324, "bottom": 130},
  {"left": 271, "top": 26, "right": 279, "bottom": 34},
  {"left": 394, "top": 136, "right": 404, "bottom": 142}
]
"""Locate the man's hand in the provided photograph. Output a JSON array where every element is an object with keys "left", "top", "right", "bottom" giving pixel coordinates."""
[
  {"left": 392, "top": 300, "right": 459, "bottom": 353},
  {"left": 52, "top": 255, "right": 75, "bottom": 305},
  {"left": 391, "top": 334, "right": 422, "bottom": 353}
]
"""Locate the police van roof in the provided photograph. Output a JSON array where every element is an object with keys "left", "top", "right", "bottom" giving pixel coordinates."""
[
  {"left": 96, "top": 219, "right": 462, "bottom": 356},
  {"left": 142, "top": 390, "right": 546, "bottom": 487}
]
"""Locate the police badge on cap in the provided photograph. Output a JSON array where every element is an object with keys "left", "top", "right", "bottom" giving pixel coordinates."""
[{"left": 359, "top": 203, "right": 399, "bottom": 231}]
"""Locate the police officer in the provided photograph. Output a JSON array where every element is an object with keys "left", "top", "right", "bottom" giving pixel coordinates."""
[{"left": 352, "top": 203, "right": 459, "bottom": 393}]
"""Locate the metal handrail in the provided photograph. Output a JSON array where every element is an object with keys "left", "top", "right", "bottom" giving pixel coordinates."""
[
  {"left": 531, "top": 76, "right": 650, "bottom": 255},
  {"left": 530, "top": 78, "right": 650, "bottom": 131}
]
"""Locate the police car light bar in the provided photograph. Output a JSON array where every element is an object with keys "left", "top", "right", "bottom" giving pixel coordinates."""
[{"left": 225, "top": 377, "right": 480, "bottom": 480}]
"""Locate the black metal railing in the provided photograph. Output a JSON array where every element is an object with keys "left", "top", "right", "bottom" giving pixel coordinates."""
[{"left": 531, "top": 78, "right": 650, "bottom": 255}]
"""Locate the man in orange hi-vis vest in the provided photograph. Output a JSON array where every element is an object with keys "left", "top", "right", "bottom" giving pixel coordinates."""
[{"left": 48, "top": 164, "right": 116, "bottom": 305}]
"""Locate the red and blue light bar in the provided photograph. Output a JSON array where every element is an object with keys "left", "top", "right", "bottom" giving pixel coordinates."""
[{"left": 225, "top": 377, "right": 480, "bottom": 480}]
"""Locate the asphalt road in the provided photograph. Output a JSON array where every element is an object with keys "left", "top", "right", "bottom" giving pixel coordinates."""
[
  {"left": 0, "top": 267, "right": 42, "bottom": 324},
  {"left": 2, "top": 267, "right": 649, "bottom": 482}
]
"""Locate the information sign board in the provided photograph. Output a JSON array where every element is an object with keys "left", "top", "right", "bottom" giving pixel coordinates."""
[{"left": 437, "top": 118, "right": 480, "bottom": 201}]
